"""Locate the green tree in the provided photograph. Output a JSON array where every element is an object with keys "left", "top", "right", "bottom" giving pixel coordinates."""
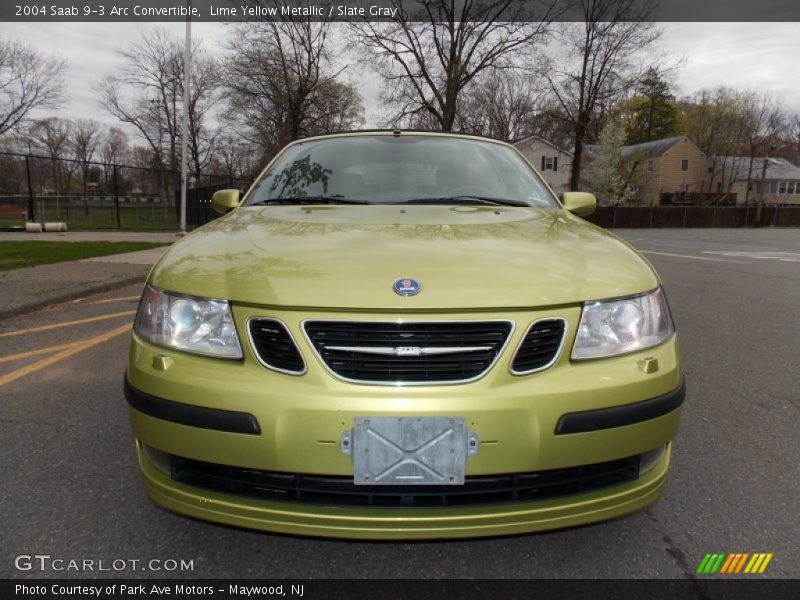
[
  {"left": 583, "top": 118, "right": 635, "bottom": 206},
  {"left": 623, "top": 68, "right": 678, "bottom": 145}
]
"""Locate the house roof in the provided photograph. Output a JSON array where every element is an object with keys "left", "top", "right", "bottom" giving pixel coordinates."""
[
  {"left": 714, "top": 156, "right": 800, "bottom": 181},
  {"left": 513, "top": 135, "right": 573, "bottom": 157},
  {"left": 619, "top": 136, "right": 689, "bottom": 160},
  {"left": 582, "top": 135, "right": 692, "bottom": 162}
]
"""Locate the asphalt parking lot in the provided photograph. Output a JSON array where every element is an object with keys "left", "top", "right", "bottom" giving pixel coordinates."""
[{"left": 1, "top": 228, "right": 798, "bottom": 579}]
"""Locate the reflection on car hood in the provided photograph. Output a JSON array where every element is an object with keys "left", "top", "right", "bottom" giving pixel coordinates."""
[{"left": 149, "top": 205, "right": 659, "bottom": 310}]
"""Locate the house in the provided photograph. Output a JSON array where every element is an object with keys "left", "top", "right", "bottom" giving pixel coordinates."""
[
  {"left": 513, "top": 136, "right": 573, "bottom": 195},
  {"left": 619, "top": 136, "right": 708, "bottom": 206},
  {"left": 710, "top": 156, "right": 800, "bottom": 205}
]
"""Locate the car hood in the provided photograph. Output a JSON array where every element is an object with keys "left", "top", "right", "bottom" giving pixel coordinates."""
[{"left": 150, "top": 205, "right": 659, "bottom": 310}]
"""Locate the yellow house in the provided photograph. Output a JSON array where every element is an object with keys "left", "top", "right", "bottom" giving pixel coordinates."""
[
  {"left": 710, "top": 156, "right": 800, "bottom": 206},
  {"left": 621, "top": 136, "right": 708, "bottom": 206}
]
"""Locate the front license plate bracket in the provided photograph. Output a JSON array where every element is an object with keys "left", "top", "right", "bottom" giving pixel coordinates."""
[{"left": 341, "top": 417, "right": 478, "bottom": 485}]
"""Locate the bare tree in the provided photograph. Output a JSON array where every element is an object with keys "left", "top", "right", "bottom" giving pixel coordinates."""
[
  {"left": 0, "top": 38, "right": 67, "bottom": 137},
  {"left": 210, "top": 133, "right": 258, "bottom": 182},
  {"left": 29, "top": 117, "right": 71, "bottom": 158},
  {"left": 71, "top": 118, "right": 101, "bottom": 214},
  {"left": 457, "top": 70, "right": 544, "bottom": 141},
  {"left": 71, "top": 118, "right": 100, "bottom": 164},
  {"left": 681, "top": 88, "right": 783, "bottom": 200},
  {"left": 740, "top": 92, "right": 784, "bottom": 205},
  {"left": 26, "top": 117, "right": 74, "bottom": 194},
  {"left": 98, "top": 29, "right": 218, "bottom": 175},
  {"left": 98, "top": 126, "right": 130, "bottom": 167},
  {"left": 304, "top": 78, "right": 365, "bottom": 137},
  {"left": 682, "top": 88, "right": 743, "bottom": 193},
  {"left": 350, "top": 0, "right": 557, "bottom": 131},
  {"left": 221, "top": 18, "right": 363, "bottom": 162},
  {"left": 545, "top": 0, "right": 660, "bottom": 190},
  {"left": 186, "top": 53, "right": 221, "bottom": 175}
]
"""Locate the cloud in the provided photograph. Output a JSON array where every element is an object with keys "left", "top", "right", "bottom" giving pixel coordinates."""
[
  {"left": 3, "top": 21, "right": 798, "bottom": 139},
  {"left": 659, "top": 22, "right": 800, "bottom": 112}
]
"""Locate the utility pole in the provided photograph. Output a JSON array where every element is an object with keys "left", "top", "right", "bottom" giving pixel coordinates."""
[
  {"left": 755, "top": 157, "right": 769, "bottom": 227},
  {"left": 178, "top": 0, "right": 191, "bottom": 235}
]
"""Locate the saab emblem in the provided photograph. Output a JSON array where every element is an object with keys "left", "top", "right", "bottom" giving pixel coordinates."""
[{"left": 393, "top": 278, "right": 421, "bottom": 297}]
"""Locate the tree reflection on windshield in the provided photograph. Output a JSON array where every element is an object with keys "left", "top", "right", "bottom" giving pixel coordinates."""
[{"left": 268, "top": 155, "right": 332, "bottom": 198}]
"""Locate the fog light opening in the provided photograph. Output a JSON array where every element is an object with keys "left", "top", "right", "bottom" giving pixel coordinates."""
[
  {"left": 142, "top": 443, "right": 171, "bottom": 474},
  {"left": 639, "top": 445, "right": 667, "bottom": 475}
]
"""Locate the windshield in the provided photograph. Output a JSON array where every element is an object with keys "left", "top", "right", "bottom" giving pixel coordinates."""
[{"left": 243, "top": 135, "right": 558, "bottom": 208}]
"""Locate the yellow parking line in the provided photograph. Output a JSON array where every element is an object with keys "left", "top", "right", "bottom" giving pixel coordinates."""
[
  {"left": 89, "top": 295, "right": 141, "bottom": 305},
  {"left": 0, "top": 310, "right": 136, "bottom": 338},
  {"left": 0, "top": 341, "right": 83, "bottom": 364},
  {"left": 0, "top": 323, "right": 131, "bottom": 388}
]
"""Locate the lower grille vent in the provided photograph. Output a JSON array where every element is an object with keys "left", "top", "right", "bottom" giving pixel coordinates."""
[{"left": 171, "top": 454, "right": 641, "bottom": 508}]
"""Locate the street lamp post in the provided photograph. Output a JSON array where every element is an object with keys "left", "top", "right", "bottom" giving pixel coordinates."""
[{"left": 178, "top": 0, "right": 191, "bottom": 235}]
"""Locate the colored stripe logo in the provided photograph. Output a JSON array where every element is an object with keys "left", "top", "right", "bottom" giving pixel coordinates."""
[{"left": 696, "top": 553, "right": 773, "bottom": 574}]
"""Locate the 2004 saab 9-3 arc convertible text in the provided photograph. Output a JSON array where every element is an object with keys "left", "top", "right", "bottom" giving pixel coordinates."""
[{"left": 124, "top": 131, "right": 684, "bottom": 539}]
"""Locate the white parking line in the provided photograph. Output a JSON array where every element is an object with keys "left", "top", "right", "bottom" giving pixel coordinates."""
[
  {"left": 702, "top": 251, "right": 800, "bottom": 262},
  {"left": 640, "top": 251, "right": 748, "bottom": 264}
]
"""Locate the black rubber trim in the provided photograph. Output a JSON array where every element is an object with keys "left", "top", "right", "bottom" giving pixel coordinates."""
[
  {"left": 124, "top": 378, "right": 260, "bottom": 435},
  {"left": 555, "top": 377, "right": 685, "bottom": 435}
]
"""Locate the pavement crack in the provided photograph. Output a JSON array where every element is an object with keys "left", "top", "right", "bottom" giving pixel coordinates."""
[
  {"left": 0, "top": 418, "right": 54, "bottom": 427},
  {"left": 662, "top": 534, "right": 693, "bottom": 578},
  {"left": 645, "top": 510, "right": 700, "bottom": 580}
]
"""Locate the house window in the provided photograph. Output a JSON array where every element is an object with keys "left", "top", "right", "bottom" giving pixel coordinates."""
[
  {"left": 770, "top": 182, "right": 778, "bottom": 194},
  {"left": 647, "top": 160, "right": 654, "bottom": 172},
  {"left": 540, "top": 156, "right": 558, "bottom": 171},
  {"left": 681, "top": 159, "right": 689, "bottom": 171},
  {"left": 778, "top": 181, "right": 788, "bottom": 194}
]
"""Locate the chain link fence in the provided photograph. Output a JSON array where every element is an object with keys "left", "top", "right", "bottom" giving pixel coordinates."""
[
  {"left": 3, "top": 150, "right": 799, "bottom": 231},
  {"left": 0, "top": 152, "right": 250, "bottom": 231}
]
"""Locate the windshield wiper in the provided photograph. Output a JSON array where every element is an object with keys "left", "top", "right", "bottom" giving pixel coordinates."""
[
  {"left": 250, "top": 196, "right": 369, "bottom": 205},
  {"left": 397, "top": 196, "right": 531, "bottom": 207}
]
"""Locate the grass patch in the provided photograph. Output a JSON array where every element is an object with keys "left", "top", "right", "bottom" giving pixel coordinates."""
[{"left": 0, "top": 241, "right": 169, "bottom": 271}]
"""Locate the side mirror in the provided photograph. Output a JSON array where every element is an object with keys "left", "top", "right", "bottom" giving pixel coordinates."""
[
  {"left": 210, "top": 189, "right": 241, "bottom": 214},
  {"left": 560, "top": 191, "right": 597, "bottom": 217}
]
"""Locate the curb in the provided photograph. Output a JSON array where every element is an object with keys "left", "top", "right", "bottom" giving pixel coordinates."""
[{"left": 0, "top": 274, "right": 145, "bottom": 323}]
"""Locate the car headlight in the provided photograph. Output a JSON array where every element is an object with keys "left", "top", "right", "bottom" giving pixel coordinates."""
[
  {"left": 571, "top": 288, "right": 674, "bottom": 360},
  {"left": 134, "top": 285, "right": 242, "bottom": 358}
]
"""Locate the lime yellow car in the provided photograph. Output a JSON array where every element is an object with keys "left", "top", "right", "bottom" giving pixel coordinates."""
[{"left": 125, "top": 131, "right": 683, "bottom": 539}]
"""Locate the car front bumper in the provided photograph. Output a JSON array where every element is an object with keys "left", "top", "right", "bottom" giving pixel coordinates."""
[
  {"left": 134, "top": 437, "right": 672, "bottom": 539},
  {"left": 125, "top": 305, "right": 683, "bottom": 539}
]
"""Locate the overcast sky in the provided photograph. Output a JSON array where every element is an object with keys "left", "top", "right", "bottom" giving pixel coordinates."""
[{"left": 2, "top": 21, "right": 799, "bottom": 133}]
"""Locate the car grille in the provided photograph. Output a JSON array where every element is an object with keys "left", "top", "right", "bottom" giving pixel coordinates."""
[
  {"left": 248, "top": 318, "right": 305, "bottom": 374},
  {"left": 511, "top": 318, "right": 566, "bottom": 374},
  {"left": 302, "top": 320, "right": 513, "bottom": 384},
  {"left": 170, "top": 454, "right": 640, "bottom": 508}
]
